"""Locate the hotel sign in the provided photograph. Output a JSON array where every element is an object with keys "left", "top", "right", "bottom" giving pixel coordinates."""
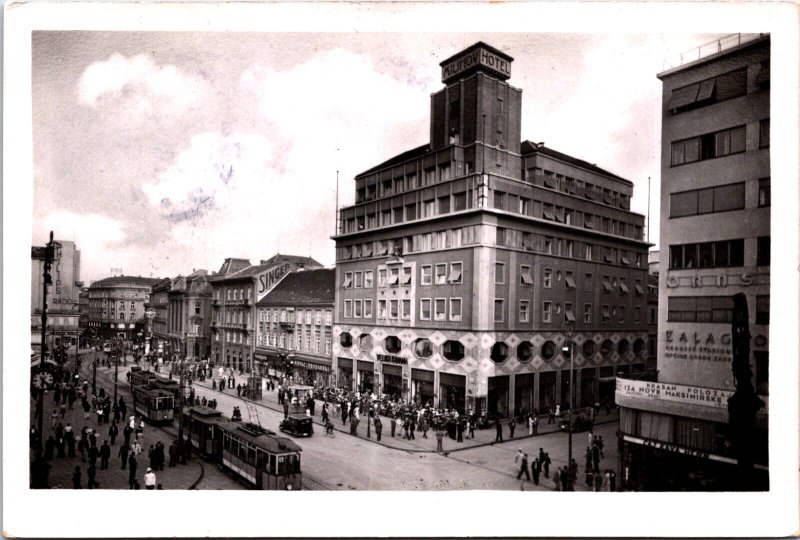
[
  {"left": 442, "top": 46, "right": 511, "bottom": 82},
  {"left": 616, "top": 378, "right": 733, "bottom": 410}
]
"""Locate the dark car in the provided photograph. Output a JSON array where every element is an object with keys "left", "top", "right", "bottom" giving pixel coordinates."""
[
  {"left": 559, "top": 414, "right": 593, "bottom": 432},
  {"left": 279, "top": 414, "right": 314, "bottom": 437}
]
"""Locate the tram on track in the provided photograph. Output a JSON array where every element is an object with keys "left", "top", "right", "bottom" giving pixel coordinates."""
[{"left": 132, "top": 385, "right": 175, "bottom": 423}]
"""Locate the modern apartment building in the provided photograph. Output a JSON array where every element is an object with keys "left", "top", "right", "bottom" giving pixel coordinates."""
[
  {"left": 254, "top": 268, "right": 335, "bottom": 385},
  {"left": 617, "top": 34, "right": 770, "bottom": 490},
  {"left": 332, "top": 42, "right": 650, "bottom": 417}
]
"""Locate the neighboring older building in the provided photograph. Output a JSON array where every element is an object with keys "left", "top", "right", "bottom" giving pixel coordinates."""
[
  {"left": 332, "top": 42, "right": 650, "bottom": 417},
  {"left": 31, "top": 240, "right": 83, "bottom": 351},
  {"left": 255, "top": 268, "right": 335, "bottom": 385},
  {"left": 86, "top": 275, "right": 162, "bottom": 340},
  {"left": 617, "top": 34, "right": 769, "bottom": 490},
  {"left": 166, "top": 269, "right": 213, "bottom": 359},
  {"left": 144, "top": 278, "right": 172, "bottom": 356},
  {"left": 209, "top": 254, "right": 323, "bottom": 373}
]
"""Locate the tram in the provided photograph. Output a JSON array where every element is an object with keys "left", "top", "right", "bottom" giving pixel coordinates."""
[
  {"left": 181, "top": 406, "right": 302, "bottom": 490},
  {"left": 129, "top": 368, "right": 157, "bottom": 388},
  {"left": 132, "top": 385, "right": 175, "bottom": 423}
]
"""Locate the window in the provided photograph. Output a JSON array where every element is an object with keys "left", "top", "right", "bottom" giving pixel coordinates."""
[
  {"left": 759, "top": 119, "right": 770, "bottom": 148},
  {"left": 385, "top": 336, "right": 401, "bottom": 354},
  {"left": 543, "top": 238, "right": 553, "bottom": 254},
  {"left": 438, "top": 196, "right": 450, "bottom": 214},
  {"left": 364, "top": 300, "right": 373, "bottom": 318},
  {"left": 401, "top": 299, "right": 411, "bottom": 320},
  {"left": 376, "top": 299, "right": 387, "bottom": 319},
  {"left": 494, "top": 299, "right": 505, "bottom": 322},
  {"left": 435, "top": 264, "right": 448, "bottom": 285},
  {"left": 325, "top": 310, "right": 332, "bottom": 326},
  {"left": 519, "top": 300, "right": 530, "bottom": 323},
  {"left": 402, "top": 266, "right": 413, "bottom": 285},
  {"left": 618, "top": 306, "right": 625, "bottom": 323},
  {"left": 340, "top": 332, "right": 353, "bottom": 348},
  {"left": 541, "top": 341, "right": 556, "bottom": 360},
  {"left": 618, "top": 339, "right": 629, "bottom": 356},
  {"left": 342, "top": 272, "right": 353, "bottom": 288},
  {"left": 635, "top": 279, "right": 644, "bottom": 296},
  {"left": 448, "top": 262, "right": 463, "bottom": 284},
  {"left": 421, "top": 265, "right": 432, "bottom": 285},
  {"left": 442, "top": 340, "right": 465, "bottom": 361},
  {"left": 758, "top": 178, "right": 770, "bottom": 207},
  {"left": 453, "top": 192, "right": 467, "bottom": 212},
  {"left": 667, "top": 296, "right": 733, "bottom": 323},
  {"left": 450, "top": 298, "right": 462, "bottom": 321},
  {"left": 389, "top": 299, "right": 399, "bottom": 318},
  {"left": 585, "top": 244, "right": 593, "bottom": 260},
  {"left": 670, "top": 239, "right": 744, "bottom": 269},
  {"left": 564, "top": 302, "right": 576, "bottom": 323},
  {"left": 671, "top": 125, "right": 746, "bottom": 166},
  {"left": 756, "top": 295, "right": 770, "bottom": 325},
  {"left": 352, "top": 300, "right": 362, "bottom": 318},
  {"left": 584, "top": 303, "right": 592, "bottom": 323},
  {"left": 493, "top": 191, "right": 505, "bottom": 210},
  {"left": 354, "top": 271, "right": 363, "bottom": 288},
  {"left": 520, "top": 265, "right": 533, "bottom": 285},
  {"left": 494, "top": 262, "right": 505, "bottom": 285},
  {"left": 119, "top": 313, "right": 125, "bottom": 320},
  {"left": 389, "top": 267, "right": 400, "bottom": 286},
  {"left": 344, "top": 300, "right": 352, "bottom": 318},
  {"left": 542, "top": 301, "right": 552, "bottom": 323},
  {"left": 491, "top": 342, "right": 509, "bottom": 363},
  {"left": 420, "top": 299, "right": 431, "bottom": 320},
  {"left": 543, "top": 268, "right": 553, "bottom": 288},
  {"left": 565, "top": 271, "right": 576, "bottom": 290},
  {"left": 601, "top": 305, "right": 611, "bottom": 322},
  {"left": 434, "top": 298, "right": 446, "bottom": 321},
  {"left": 519, "top": 197, "right": 530, "bottom": 215},
  {"left": 668, "top": 68, "right": 746, "bottom": 114},
  {"left": 363, "top": 270, "right": 373, "bottom": 288},
  {"left": 422, "top": 200, "right": 435, "bottom": 218},
  {"left": 414, "top": 338, "right": 433, "bottom": 358},
  {"left": 757, "top": 236, "right": 770, "bottom": 266},
  {"left": 670, "top": 182, "right": 745, "bottom": 217}
]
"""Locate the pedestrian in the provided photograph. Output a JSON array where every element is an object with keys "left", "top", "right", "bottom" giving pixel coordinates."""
[
  {"left": 55, "top": 432, "right": 66, "bottom": 458},
  {"left": 212, "top": 379, "right": 217, "bottom": 391},
  {"left": 609, "top": 470, "right": 617, "bottom": 492},
  {"left": 532, "top": 414, "right": 539, "bottom": 435},
  {"left": 308, "top": 396, "right": 316, "bottom": 416},
  {"left": 374, "top": 416, "right": 382, "bottom": 441},
  {"left": 456, "top": 419, "right": 463, "bottom": 442},
  {"left": 468, "top": 416, "right": 475, "bottom": 438},
  {"left": 72, "top": 466, "right": 82, "bottom": 489},
  {"left": 87, "top": 463, "right": 98, "bottom": 489},
  {"left": 168, "top": 441, "right": 177, "bottom": 467},
  {"left": 123, "top": 424, "right": 132, "bottom": 446},
  {"left": 531, "top": 458, "right": 541, "bottom": 486},
  {"left": 78, "top": 437, "right": 87, "bottom": 462},
  {"left": 495, "top": 417, "right": 503, "bottom": 443},
  {"left": 508, "top": 417, "right": 516, "bottom": 438},
  {"left": 65, "top": 424, "right": 75, "bottom": 457},
  {"left": 108, "top": 421, "right": 118, "bottom": 445},
  {"left": 517, "top": 452, "right": 530, "bottom": 481},
  {"left": 594, "top": 469, "right": 604, "bottom": 492},
  {"left": 59, "top": 403, "right": 67, "bottom": 419},
  {"left": 87, "top": 443, "right": 99, "bottom": 466},
  {"left": 283, "top": 399, "right": 289, "bottom": 420},
  {"left": 322, "top": 403, "right": 329, "bottom": 424},
  {"left": 131, "top": 438, "right": 142, "bottom": 458},
  {"left": 598, "top": 436, "right": 605, "bottom": 458},
  {"left": 118, "top": 397, "right": 127, "bottom": 419},
  {"left": 99, "top": 440, "right": 111, "bottom": 470},
  {"left": 560, "top": 466, "right": 570, "bottom": 491},
  {"left": 402, "top": 417, "right": 409, "bottom": 439},
  {"left": 553, "top": 470, "right": 561, "bottom": 491},
  {"left": 237, "top": 383, "right": 242, "bottom": 397},
  {"left": 148, "top": 444, "right": 156, "bottom": 469},
  {"left": 543, "top": 452, "right": 551, "bottom": 478},
  {"left": 51, "top": 409, "right": 59, "bottom": 429},
  {"left": 128, "top": 455, "right": 138, "bottom": 488},
  {"left": 96, "top": 406, "right": 103, "bottom": 425},
  {"left": 585, "top": 447, "right": 593, "bottom": 471},
  {"left": 527, "top": 413, "right": 533, "bottom": 436},
  {"left": 118, "top": 441, "right": 130, "bottom": 469},
  {"left": 435, "top": 425, "right": 445, "bottom": 452},
  {"left": 588, "top": 431, "right": 594, "bottom": 448},
  {"left": 390, "top": 414, "right": 396, "bottom": 437},
  {"left": 421, "top": 417, "right": 429, "bottom": 439},
  {"left": 408, "top": 415, "right": 416, "bottom": 440},
  {"left": 548, "top": 407, "right": 555, "bottom": 424},
  {"left": 592, "top": 444, "right": 600, "bottom": 472},
  {"left": 82, "top": 399, "right": 91, "bottom": 420},
  {"left": 555, "top": 404, "right": 561, "bottom": 419}
]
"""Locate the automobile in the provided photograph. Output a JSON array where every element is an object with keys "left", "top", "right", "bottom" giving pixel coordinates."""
[
  {"left": 559, "top": 414, "right": 593, "bottom": 432},
  {"left": 279, "top": 414, "right": 314, "bottom": 437}
]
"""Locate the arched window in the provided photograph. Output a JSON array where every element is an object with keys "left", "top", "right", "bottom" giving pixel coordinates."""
[
  {"left": 384, "top": 335, "right": 401, "bottom": 354},
  {"left": 339, "top": 332, "right": 353, "bottom": 348},
  {"left": 601, "top": 339, "right": 613, "bottom": 357},
  {"left": 442, "top": 340, "right": 464, "bottom": 361},
  {"left": 490, "top": 342, "right": 509, "bottom": 363},
  {"left": 618, "top": 339, "right": 629, "bottom": 356},
  {"left": 414, "top": 338, "right": 433, "bottom": 358},
  {"left": 541, "top": 341, "right": 556, "bottom": 360},
  {"left": 517, "top": 341, "right": 533, "bottom": 362}
]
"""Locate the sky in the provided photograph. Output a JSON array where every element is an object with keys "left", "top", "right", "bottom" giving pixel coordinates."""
[{"left": 32, "top": 31, "right": 729, "bottom": 284}]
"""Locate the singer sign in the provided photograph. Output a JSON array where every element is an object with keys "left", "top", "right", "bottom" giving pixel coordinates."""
[{"left": 256, "top": 263, "right": 291, "bottom": 300}]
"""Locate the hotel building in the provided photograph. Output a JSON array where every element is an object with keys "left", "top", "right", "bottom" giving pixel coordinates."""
[
  {"left": 332, "top": 42, "right": 650, "bottom": 418},
  {"left": 616, "top": 34, "right": 770, "bottom": 490},
  {"left": 31, "top": 240, "right": 83, "bottom": 350}
]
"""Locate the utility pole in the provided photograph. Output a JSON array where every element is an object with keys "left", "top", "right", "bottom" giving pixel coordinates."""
[
  {"left": 564, "top": 319, "right": 575, "bottom": 490},
  {"left": 177, "top": 355, "right": 185, "bottom": 457},
  {"left": 35, "top": 231, "right": 56, "bottom": 454}
]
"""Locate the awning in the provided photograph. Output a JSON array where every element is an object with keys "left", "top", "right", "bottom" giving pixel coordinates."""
[
  {"left": 543, "top": 206, "right": 555, "bottom": 220},
  {"left": 696, "top": 79, "right": 716, "bottom": 101},
  {"left": 668, "top": 83, "right": 700, "bottom": 109},
  {"left": 619, "top": 282, "right": 629, "bottom": 294},
  {"left": 565, "top": 275, "right": 576, "bottom": 289},
  {"left": 635, "top": 284, "right": 645, "bottom": 295},
  {"left": 598, "top": 376, "right": 616, "bottom": 383}
]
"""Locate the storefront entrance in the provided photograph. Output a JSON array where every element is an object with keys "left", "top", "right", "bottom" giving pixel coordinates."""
[
  {"left": 411, "top": 368, "right": 434, "bottom": 407},
  {"left": 439, "top": 372, "right": 466, "bottom": 414},
  {"left": 580, "top": 367, "right": 596, "bottom": 408},
  {"left": 357, "top": 360, "right": 374, "bottom": 393},
  {"left": 538, "top": 371, "right": 556, "bottom": 412},
  {"left": 513, "top": 373, "right": 535, "bottom": 419},
  {"left": 382, "top": 364, "right": 403, "bottom": 400},
  {"left": 598, "top": 367, "right": 615, "bottom": 407},
  {"left": 488, "top": 375, "right": 509, "bottom": 418},
  {"left": 337, "top": 357, "right": 353, "bottom": 391}
]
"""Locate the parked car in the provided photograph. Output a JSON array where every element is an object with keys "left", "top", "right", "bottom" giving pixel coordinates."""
[{"left": 559, "top": 414, "right": 593, "bottom": 432}]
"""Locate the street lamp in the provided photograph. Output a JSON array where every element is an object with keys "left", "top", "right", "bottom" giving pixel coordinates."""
[{"left": 563, "top": 319, "right": 575, "bottom": 490}]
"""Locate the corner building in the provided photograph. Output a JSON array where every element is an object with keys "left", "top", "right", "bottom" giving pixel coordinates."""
[
  {"left": 616, "top": 35, "right": 770, "bottom": 490},
  {"left": 333, "top": 42, "right": 650, "bottom": 418}
]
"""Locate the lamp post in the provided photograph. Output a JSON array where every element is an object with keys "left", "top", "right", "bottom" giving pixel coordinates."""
[
  {"left": 35, "top": 231, "right": 56, "bottom": 454},
  {"left": 564, "top": 319, "right": 575, "bottom": 490}
]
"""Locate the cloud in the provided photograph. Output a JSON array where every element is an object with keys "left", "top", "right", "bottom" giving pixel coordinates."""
[{"left": 77, "top": 53, "right": 207, "bottom": 114}]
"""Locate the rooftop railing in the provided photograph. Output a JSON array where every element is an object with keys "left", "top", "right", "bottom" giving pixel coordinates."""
[{"left": 662, "top": 33, "right": 766, "bottom": 72}]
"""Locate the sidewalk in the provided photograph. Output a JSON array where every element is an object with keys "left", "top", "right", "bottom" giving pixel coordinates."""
[
  {"left": 30, "top": 360, "right": 202, "bottom": 490},
  {"left": 184, "top": 370, "right": 619, "bottom": 454}
]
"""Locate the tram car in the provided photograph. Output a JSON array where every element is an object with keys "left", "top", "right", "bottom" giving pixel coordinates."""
[
  {"left": 152, "top": 375, "right": 185, "bottom": 409},
  {"left": 181, "top": 406, "right": 302, "bottom": 490},
  {"left": 129, "top": 368, "right": 157, "bottom": 388},
  {"left": 132, "top": 385, "right": 175, "bottom": 423}
]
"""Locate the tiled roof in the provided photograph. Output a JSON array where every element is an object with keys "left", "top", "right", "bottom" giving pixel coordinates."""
[
  {"left": 356, "top": 143, "right": 429, "bottom": 178},
  {"left": 520, "top": 141, "right": 632, "bottom": 185},
  {"left": 90, "top": 276, "right": 163, "bottom": 288},
  {"left": 260, "top": 254, "right": 322, "bottom": 268},
  {"left": 256, "top": 268, "right": 335, "bottom": 307}
]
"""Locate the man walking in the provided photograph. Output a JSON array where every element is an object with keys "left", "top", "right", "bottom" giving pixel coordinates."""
[
  {"left": 99, "top": 440, "right": 111, "bottom": 470},
  {"left": 531, "top": 458, "right": 541, "bottom": 486},
  {"left": 144, "top": 468, "right": 157, "bottom": 490},
  {"left": 495, "top": 417, "right": 503, "bottom": 443},
  {"left": 118, "top": 441, "right": 130, "bottom": 469},
  {"left": 508, "top": 417, "right": 516, "bottom": 439},
  {"left": 108, "top": 421, "right": 118, "bottom": 445},
  {"left": 374, "top": 416, "right": 382, "bottom": 441},
  {"left": 517, "top": 452, "right": 530, "bottom": 481},
  {"left": 456, "top": 419, "right": 463, "bottom": 443}
]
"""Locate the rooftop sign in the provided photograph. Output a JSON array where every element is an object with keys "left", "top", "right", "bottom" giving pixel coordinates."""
[{"left": 440, "top": 42, "right": 512, "bottom": 83}]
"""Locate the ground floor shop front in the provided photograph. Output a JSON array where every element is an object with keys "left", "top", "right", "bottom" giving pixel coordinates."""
[{"left": 254, "top": 348, "right": 331, "bottom": 386}]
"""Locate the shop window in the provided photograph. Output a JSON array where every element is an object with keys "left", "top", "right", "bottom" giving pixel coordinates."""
[
  {"left": 633, "top": 338, "right": 645, "bottom": 357},
  {"left": 414, "top": 338, "right": 433, "bottom": 358},
  {"left": 490, "top": 342, "right": 509, "bottom": 363},
  {"left": 600, "top": 339, "right": 613, "bottom": 357},
  {"left": 618, "top": 339, "right": 629, "bottom": 356},
  {"left": 340, "top": 332, "right": 353, "bottom": 348},
  {"left": 541, "top": 341, "right": 556, "bottom": 360},
  {"left": 385, "top": 336, "right": 401, "bottom": 354},
  {"left": 358, "top": 334, "right": 373, "bottom": 351},
  {"left": 442, "top": 340, "right": 464, "bottom": 361},
  {"left": 517, "top": 341, "right": 533, "bottom": 362},
  {"left": 582, "top": 340, "right": 595, "bottom": 358}
]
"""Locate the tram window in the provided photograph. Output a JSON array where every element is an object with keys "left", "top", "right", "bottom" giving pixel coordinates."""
[
  {"left": 269, "top": 455, "right": 276, "bottom": 474},
  {"left": 256, "top": 450, "right": 265, "bottom": 468},
  {"left": 231, "top": 440, "right": 239, "bottom": 456},
  {"left": 240, "top": 443, "right": 247, "bottom": 460},
  {"left": 207, "top": 426, "right": 214, "bottom": 438},
  {"left": 223, "top": 435, "right": 230, "bottom": 451},
  {"left": 248, "top": 447, "right": 256, "bottom": 464},
  {"left": 278, "top": 456, "right": 285, "bottom": 475}
]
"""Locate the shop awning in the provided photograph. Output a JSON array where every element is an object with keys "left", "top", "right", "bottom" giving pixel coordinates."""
[{"left": 598, "top": 376, "right": 617, "bottom": 383}]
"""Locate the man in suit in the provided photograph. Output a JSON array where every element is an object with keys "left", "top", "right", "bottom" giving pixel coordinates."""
[{"left": 99, "top": 440, "right": 111, "bottom": 470}]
